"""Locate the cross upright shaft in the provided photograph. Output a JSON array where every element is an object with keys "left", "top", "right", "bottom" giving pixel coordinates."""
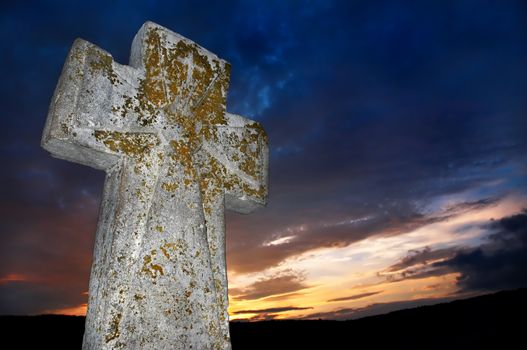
[{"left": 41, "top": 22, "right": 268, "bottom": 349}]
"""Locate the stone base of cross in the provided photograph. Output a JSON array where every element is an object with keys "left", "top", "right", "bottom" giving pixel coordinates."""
[{"left": 41, "top": 22, "right": 268, "bottom": 349}]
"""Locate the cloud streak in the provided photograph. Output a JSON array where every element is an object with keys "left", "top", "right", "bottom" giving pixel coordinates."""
[
  {"left": 327, "top": 291, "right": 382, "bottom": 303},
  {"left": 230, "top": 270, "right": 309, "bottom": 301},
  {"left": 232, "top": 306, "right": 313, "bottom": 315}
]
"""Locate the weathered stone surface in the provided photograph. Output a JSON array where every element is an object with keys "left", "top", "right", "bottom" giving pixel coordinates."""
[{"left": 41, "top": 22, "right": 268, "bottom": 349}]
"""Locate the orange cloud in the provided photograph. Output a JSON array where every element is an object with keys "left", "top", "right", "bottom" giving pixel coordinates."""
[
  {"left": 0, "top": 273, "right": 29, "bottom": 285},
  {"left": 47, "top": 303, "right": 87, "bottom": 316}
]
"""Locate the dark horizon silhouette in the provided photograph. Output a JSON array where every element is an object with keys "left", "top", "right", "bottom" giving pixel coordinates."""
[{"left": 1, "top": 288, "right": 525, "bottom": 349}]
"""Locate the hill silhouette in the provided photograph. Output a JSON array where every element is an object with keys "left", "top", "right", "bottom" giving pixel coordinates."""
[{"left": 1, "top": 288, "right": 524, "bottom": 349}]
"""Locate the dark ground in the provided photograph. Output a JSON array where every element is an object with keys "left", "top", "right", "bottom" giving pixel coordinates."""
[{"left": 0, "top": 288, "right": 525, "bottom": 349}]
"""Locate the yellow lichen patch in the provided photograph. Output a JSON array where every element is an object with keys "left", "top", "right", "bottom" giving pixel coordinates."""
[
  {"left": 198, "top": 154, "right": 227, "bottom": 215},
  {"left": 198, "top": 133, "right": 260, "bottom": 209},
  {"left": 242, "top": 183, "right": 266, "bottom": 199},
  {"left": 142, "top": 28, "right": 167, "bottom": 107},
  {"left": 214, "top": 278, "right": 223, "bottom": 294},
  {"left": 143, "top": 255, "right": 152, "bottom": 264},
  {"left": 160, "top": 245, "right": 170, "bottom": 259},
  {"left": 155, "top": 225, "right": 165, "bottom": 233},
  {"left": 105, "top": 313, "right": 122, "bottom": 343},
  {"left": 164, "top": 242, "right": 178, "bottom": 250},
  {"left": 94, "top": 131, "right": 159, "bottom": 160},
  {"left": 143, "top": 27, "right": 229, "bottom": 117},
  {"left": 247, "top": 122, "right": 268, "bottom": 142},
  {"left": 164, "top": 42, "right": 187, "bottom": 100},
  {"left": 161, "top": 240, "right": 186, "bottom": 260},
  {"left": 151, "top": 264, "right": 164, "bottom": 275},
  {"left": 122, "top": 26, "right": 230, "bottom": 137},
  {"left": 170, "top": 140, "right": 197, "bottom": 187},
  {"left": 206, "top": 147, "right": 267, "bottom": 201},
  {"left": 87, "top": 46, "right": 120, "bottom": 86},
  {"left": 234, "top": 123, "right": 267, "bottom": 180},
  {"left": 240, "top": 156, "right": 258, "bottom": 179},
  {"left": 135, "top": 179, "right": 152, "bottom": 203},
  {"left": 113, "top": 96, "right": 134, "bottom": 119},
  {"left": 161, "top": 182, "right": 178, "bottom": 192},
  {"left": 60, "top": 122, "right": 71, "bottom": 135},
  {"left": 199, "top": 177, "right": 210, "bottom": 194},
  {"left": 69, "top": 45, "right": 86, "bottom": 81},
  {"left": 142, "top": 254, "right": 164, "bottom": 278},
  {"left": 59, "top": 113, "right": 75, "bottom": 137}
]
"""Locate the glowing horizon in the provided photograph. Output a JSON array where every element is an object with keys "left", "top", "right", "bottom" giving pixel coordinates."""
[{"left": 41, "top": 194, "right": 526, "bottom": 321}]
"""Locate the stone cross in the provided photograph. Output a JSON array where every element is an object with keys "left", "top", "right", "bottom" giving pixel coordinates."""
[{"left": 41, "top": 22, "right": 268, "bottom": 349}]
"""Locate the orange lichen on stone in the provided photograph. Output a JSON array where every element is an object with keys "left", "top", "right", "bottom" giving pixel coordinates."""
[
  {"left": 93, "top": 131, "right": 159, "bottom": 160},
  {"left": 161, "top": 182, "right": 178, "bottom": 192},
  {"left": 151, "top": 264, "right": 164, "bottom": 276},
  {"left": 160, "top": 245, "right": 170, "bottom": 259},
  {"left": 142, "top": 254, "right": 164, "bottom": 278},
  {"left": 87, "top": 45, "right": 120, "bottom": 86},
  {"left": 105, "top": 313, "right": 122, "bottom": 343}
]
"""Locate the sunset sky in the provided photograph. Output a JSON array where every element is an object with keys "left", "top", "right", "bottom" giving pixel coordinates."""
[{"left": 1, "top": 0, "right": 526, "bottom": 321}]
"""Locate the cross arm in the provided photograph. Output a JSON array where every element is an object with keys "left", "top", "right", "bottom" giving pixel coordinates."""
[
  {"left": 42, "top": 38, "right": 157, "bottom": 170},
  {"left": 202, "top": 113, "right": 269, "bottom": 214}
]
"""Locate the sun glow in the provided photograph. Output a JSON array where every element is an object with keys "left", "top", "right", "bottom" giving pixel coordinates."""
[
  {"left": 44, "top": 195, "right": 526, "bottom": 320},
  {"left": 228, "top": 194, "right": 527, "bottom": 320}
]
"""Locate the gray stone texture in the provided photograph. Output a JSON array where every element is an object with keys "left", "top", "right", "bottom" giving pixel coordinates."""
[{"left": 41, "top": 21, "right": 268, "bottom": 349}]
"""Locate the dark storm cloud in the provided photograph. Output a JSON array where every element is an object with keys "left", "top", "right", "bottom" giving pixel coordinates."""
[
  {"left": 380, "top": 210, "right": 527, "bottom": 292},
  {"left": 1, "top": 0, "right": 526, "bottom": 314},
  {"left": 387, "top": 247, "right": 457, "bottom": 273},
  {"left": 379, "top": 246, "right": 457, "bottom": 283},
  {"left": 440, "top": 210, "right": 527, "bottom": 292}
]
